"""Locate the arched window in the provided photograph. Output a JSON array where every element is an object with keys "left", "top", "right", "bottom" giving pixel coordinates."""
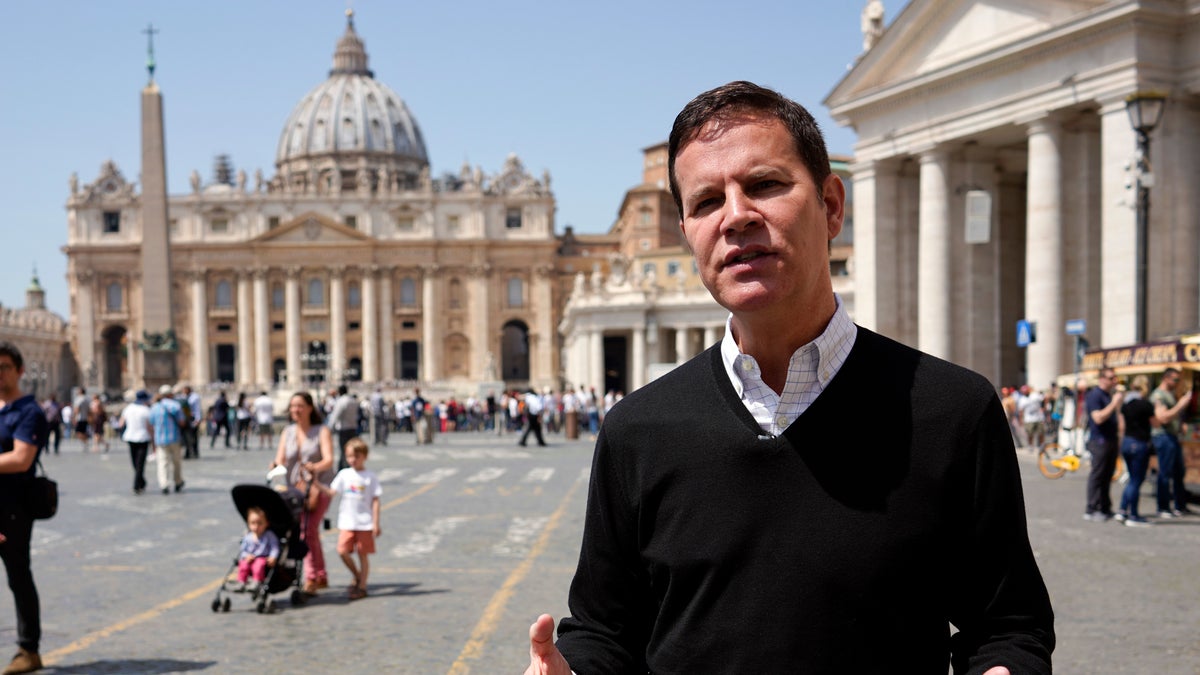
[
  {"left": 507, "top": 278, "right": 524, "bottom": 308},
  {"left": 106, "top": 282, "right": 122, "bottom": 312},
  {"left": 448, "top": 278, "right": 463, "bottom": 309},
  {"left": 271, "top": 283, "right": 284, "bottom": 309},
  {"left": 214, "top": 280, "right": 233, "bottom": 308},
  {"left": 400, "top": 277, "right": 417, "bottom": 306},
  {"left": 307, "top": 278, "right": 324, "bottom": 307},
  {"left": 348, "top": 282, "right": 361, "bottom": 309}
]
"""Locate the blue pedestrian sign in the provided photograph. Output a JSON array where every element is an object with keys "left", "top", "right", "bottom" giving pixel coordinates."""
[
  {"left": 1065, "top": 319, "right": 1087, "bottom": 336},
  {"left": 1016, "top": 320, "right": 1036, "bottom": 347}
]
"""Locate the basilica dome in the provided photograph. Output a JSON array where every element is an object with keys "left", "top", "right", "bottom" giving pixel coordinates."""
[{"left": 274, "top": 11, "right": 428, "bottom": 186}]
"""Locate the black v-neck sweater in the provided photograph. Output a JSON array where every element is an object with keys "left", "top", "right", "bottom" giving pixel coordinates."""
[{"left": 556, "top": 328, "right": 1054, "bottom": 674}]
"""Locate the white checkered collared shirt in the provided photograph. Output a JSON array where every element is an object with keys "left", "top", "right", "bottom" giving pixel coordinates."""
[{"left": 720, "top": 294, "right": 857, "bottom": 436}]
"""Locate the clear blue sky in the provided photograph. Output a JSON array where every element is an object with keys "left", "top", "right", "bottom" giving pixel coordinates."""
[{"left": 0, "top": 1, "right": 909, "bottom": 317}]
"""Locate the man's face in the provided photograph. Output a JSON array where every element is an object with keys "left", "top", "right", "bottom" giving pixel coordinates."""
[
  {"left": 675, "top": 114, "right": 843, "bottom": 319},
  {"left": 1098, "top": 371, "right": 1116, "bottom": 392},
  {"left": 0, "top": 355, "right": 22, "bottom": 397},
  {"left": 1163, "top": 373, "right": 1181, "bottom": 391}
]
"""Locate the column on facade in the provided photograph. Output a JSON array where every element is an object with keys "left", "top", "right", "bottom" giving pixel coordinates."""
[
  {"left": 917, "top": 149, "right": 952, "bottom": 360},
  {"left": 420, "top": 265, "right": 440, "bottom": 382},
  {"left": 190, "top": 271, "right": 209, "bottom": 385},
  {"left": 252, "top": 268, "right": 269, "bottom": 387},
  {"left": 379, "top": 267, "right": 395, "bottom": 382},
  {"left": 128, "top": 272, "right": 142, "bottom": 388},
  {"left": 329, "top": 266, "right": 346, "bottom": 381},
  {"left": 588, "top": 329, "right": 604, "bottom": 391},
  {"left": 1099, "top": 100, "right": 1140, "bottom": 346},
  {"left": 1025, "top": 118, "right": 1065, "bottom": 388},
  {"left": 703, "top": 325, "right": 719, "bottom": 350},
  {"left": 285, "top": 267, "right": 301, "bottom": 386},
  {"left": 361, "top": 266, "right": 378, "bottom": 382},
  {"left": 533, "top": 266, "right": 555, "bottom": 383},
  {"left": 75, "top": 271, "right": 97, "bottom": 386},
  {"left": 469, "top": 265, "right": 490, "bottom": 379},
  {"left": 674, "top": 327, "right": 689, "bottom": 365},
  {"left": 631, "top": 325, "right": 646, "bottom": 392},
  {"left": 237, "top": 271, "right": 253, "bottom": 386},
  {"left": 850, "top": 160, "right": 902, "bottom": 336}
]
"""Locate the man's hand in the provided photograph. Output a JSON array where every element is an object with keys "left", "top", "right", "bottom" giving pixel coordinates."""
[{"left": 524, "top": 614, "right": 571, "bottom": 675}]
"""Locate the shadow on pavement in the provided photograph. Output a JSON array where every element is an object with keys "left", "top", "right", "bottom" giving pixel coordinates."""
[
  {"left": 294, "top": 582, "right": 449, "bottom": 606},
  {"left": 48, "top": 659, "right": 217, "bottom": 673}
]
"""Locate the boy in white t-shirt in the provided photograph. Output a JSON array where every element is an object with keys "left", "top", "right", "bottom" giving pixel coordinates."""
[{"left": 320, "top": 437, "right": 381, "bottom": 600}]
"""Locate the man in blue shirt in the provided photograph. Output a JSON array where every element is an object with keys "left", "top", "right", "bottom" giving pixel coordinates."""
[
  {"left": 0, "top": 342, "right": 48, "bottom": 673},
  {"left": 149, "top": 385, "right": 186, "bottom": 495},
  {"left": 1084, "top": 368, "right": 1124, "bottom": 521}
]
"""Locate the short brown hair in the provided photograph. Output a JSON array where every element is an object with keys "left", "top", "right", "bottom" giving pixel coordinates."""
[{"left": 344, "top": 437, "right": 368, "bottom": 458}]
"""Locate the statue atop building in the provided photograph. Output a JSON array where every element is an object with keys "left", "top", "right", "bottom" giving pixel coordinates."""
[{"left": 862, "top": 1, "right": 885, "bottom": 52}]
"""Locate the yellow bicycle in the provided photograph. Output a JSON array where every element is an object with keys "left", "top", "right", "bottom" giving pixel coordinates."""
[{"left": 1037, "top": 439, "right": 1125, "bottom": 481}]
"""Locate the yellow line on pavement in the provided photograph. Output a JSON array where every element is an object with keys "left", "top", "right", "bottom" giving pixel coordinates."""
[
  {"left": 44, "top": 480, "right": 442, "bottom": 666},
  {"left": 43, "top": 577, "right": 226, "bottom": 665},
  {"left": 445, "top": 476, "right": 583, "bottom": 675}
]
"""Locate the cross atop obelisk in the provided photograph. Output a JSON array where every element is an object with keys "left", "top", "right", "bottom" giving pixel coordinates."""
[{"left": 142, "top": 23, "right": 159, "bottom": 83}]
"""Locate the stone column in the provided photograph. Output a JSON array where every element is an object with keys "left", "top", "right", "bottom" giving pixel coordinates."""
[
  {"left": 190, "top": 271, "right": 209, "bottom": 385},
  {"left": 379, "top": 267, "right": 395, "bottom": 382},
  {"left": 469, "top": 265, "right": 491, "bottom": 379},
  {"left": 362, "top": 266, "right": 378, "bottom": 383},
  {"left": 127, "top": 272, "right": 142, "bottom": 388},
  {"left": 1099, "top": 100, "right": 1139, "bottom": 346},
  {"left": 252, "top": 268, "right": 269, "bottom": 388},
  {"left": 75, "top": 270, "right": 97, "bottom": 384},
  {"left": 533, "top": 265, "right": 555, "bottom": 383},
  {"left": 917, "top": 149, "right": 952, "bottom": 360},
  {"left": 703, "top": 325, "right": 719, "bottom": 350},
  {"left": 851, "top": 160, "right": 902, "bottom": 336},
  {"left": 237, "top": 271, "right": 253, "bottom": 386},
  {"left": 285, "top": 267, "right": 301, "bottom": 386},
  {"left": 1025, "top": 118, "right": 1065, "bottom": 388},
  {"left": 421, "top": 265, "right": 440, "bottom": 382},
  {"left": 631, "top": 325, "right": 646, "bottom": 391},
  {"left": 675, "top": 327, "right": 689, "bottom": 365},
  {"left": 329, "top": 266, "right": 346, "bottom": 382},
  {"left": 589, "top": 329, "right": 604, "bottom": 392}
]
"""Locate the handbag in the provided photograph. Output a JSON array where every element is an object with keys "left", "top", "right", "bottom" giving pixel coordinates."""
[{"left": 29, "top": 460, "right": 58, "bottom": 520}]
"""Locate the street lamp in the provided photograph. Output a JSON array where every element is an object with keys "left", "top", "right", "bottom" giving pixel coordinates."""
[{"left": 1125, "top": 91, "right": 1167, "bottom": 343}]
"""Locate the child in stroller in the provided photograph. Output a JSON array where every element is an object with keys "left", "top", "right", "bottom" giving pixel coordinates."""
[
  {"left": 212, "top": 481, "right": 310, "bottom": 614},
  {"left": 234, "top": 506, "right": 279, "bottom": 593}
]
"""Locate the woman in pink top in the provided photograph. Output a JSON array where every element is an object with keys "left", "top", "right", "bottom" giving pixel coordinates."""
[{"left": 269, "top": 391, "right": 335, "bottom": 594}]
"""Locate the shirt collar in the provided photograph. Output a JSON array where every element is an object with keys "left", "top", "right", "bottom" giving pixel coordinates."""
[{"left": 720, "top": 294, "right": 856, "bottom": 397}]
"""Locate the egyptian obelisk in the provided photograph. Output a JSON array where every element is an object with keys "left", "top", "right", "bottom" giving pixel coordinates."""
[{"left": 139, "top": 23, "right": 178, "bottom": 387}]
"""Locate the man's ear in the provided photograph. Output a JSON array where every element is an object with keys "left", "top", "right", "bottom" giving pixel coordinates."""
[{"left": 822, "top": 173, "right": 846, "bottom": 241}]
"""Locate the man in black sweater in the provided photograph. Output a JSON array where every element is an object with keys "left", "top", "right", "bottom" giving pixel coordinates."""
[{"left": 525, "top": 81, "right": 1054, "bottom": 674}]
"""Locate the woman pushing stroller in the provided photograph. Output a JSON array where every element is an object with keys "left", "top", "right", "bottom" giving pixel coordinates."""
[{"left": 269, "top": 391, "right": 335, "bottom": 596}]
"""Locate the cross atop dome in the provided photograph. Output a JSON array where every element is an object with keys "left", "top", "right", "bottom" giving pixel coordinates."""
[{"left": 331, "top": 7, "right": 372, "bottom": 77}]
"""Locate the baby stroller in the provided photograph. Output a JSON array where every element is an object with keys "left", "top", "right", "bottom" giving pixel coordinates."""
[{"left": 211, "top": 478, "right": 310, "bottom": 614}]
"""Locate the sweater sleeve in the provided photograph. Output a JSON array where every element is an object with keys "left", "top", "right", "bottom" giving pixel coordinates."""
[
  {"left": 949, "top": 393, "right": 1055, "bottom": 674},
  {"left": 555, "top": 422, "right": 654, "bottom": 673}
]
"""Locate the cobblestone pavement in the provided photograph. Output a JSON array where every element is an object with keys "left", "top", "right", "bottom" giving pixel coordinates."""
[{"left": 3, "top": 433, "right": 1199, "bottom": 673}]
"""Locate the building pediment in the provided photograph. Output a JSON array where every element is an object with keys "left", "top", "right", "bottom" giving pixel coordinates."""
[
  {"left": 251, "top": 212, "right": 372, "bottom": 244},
  {"left": 828, "top": 0, "right": 1110, "bottom": 107}
]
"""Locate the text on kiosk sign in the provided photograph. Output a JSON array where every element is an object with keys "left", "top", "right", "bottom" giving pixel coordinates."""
[{"left": 1080, "top": 341, "right": 1200, "bottom": 371}]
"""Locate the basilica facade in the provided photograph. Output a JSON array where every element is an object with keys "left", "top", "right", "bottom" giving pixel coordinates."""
[{"left": 64, "top": 14, "right": 562, "bottom": 395}]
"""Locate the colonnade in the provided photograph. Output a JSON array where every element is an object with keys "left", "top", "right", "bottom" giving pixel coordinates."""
[{"left": 850, "top": 103, "right": 1198, "bottom": 389}]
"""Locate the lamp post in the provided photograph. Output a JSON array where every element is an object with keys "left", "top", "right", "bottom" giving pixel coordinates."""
[{"left": 1125, "top": 91, "right": 1167, "bottom": 343}]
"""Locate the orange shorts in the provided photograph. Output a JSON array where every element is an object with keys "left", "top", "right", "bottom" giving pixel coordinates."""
[{"left": 336, "top": 529, "right": 376, "bottom": 555}]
